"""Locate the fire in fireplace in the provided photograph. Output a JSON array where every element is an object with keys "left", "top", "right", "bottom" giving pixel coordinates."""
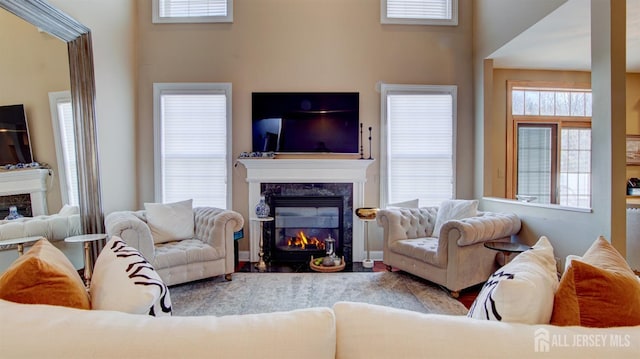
[
  {"left": 265, "top": 195, "right": 344, "bottom": 263},
  {"left": 286, "top": 231, "right": 326, "bottom": 250}
]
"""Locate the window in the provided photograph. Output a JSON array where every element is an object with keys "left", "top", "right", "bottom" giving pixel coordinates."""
[
  {"left": 507, "top": 82, "right": 592, "bottom": 208},
  {"left": 153, "top": 83, "right": 232, "bottom": 209},
  {"left": 381, "top": 0, "right": 457, "bottom": 25},
  {"left": 48, "top": 91, "right": 79, "bottom": 207},
  {"left": 381, "top": 84, "right": 456, "bottom": 207},
  {"left": 152, "top": 0, "right": 233, "bottom": 23}
]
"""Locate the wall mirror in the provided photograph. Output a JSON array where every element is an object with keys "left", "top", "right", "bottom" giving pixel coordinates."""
[{"left": 0, "top": 0, "right": 103, "bottom": 234}]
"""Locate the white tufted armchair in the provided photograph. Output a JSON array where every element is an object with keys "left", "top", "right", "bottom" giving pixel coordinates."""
[
  {"left": 105, "top": 207, "right": 244, "bottom": 286},
  {"left": 377, "top": 207, "right": 521, "bottom": 297}
]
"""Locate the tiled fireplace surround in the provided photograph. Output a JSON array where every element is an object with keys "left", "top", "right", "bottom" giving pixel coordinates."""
[{"left": 238, "top": 159, "right": 374, "bottom": 264}]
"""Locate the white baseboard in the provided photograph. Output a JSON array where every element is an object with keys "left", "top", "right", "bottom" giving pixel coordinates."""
[{"left": 238, "top": 250, "right": 250, "bottom": 262}]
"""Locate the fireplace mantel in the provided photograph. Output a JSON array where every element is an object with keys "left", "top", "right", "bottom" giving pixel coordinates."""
[
  {"left": 0, "top": 169, "right": 49, "bottom": 216},
  {"left": 238, "top": 158, "right": 374, "bottom": 263}
]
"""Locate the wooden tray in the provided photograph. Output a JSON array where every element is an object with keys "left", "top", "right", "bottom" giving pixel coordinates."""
[{"left": 310, "top": 256, "right": 346, "bottom": 272}]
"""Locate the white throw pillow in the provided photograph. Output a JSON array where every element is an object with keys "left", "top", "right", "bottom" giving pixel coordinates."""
[
  {"left": 432, "top": 199, "right": 478, "bottom": 237},
  {"left": 144, "top": 199, "right": 194, "bottom": 244},
  {"left": 467, "top": 236, "right": 559, "bottom": 324},
  {"left": 90, "top": 236, "right": 172, "bottom": 316}
]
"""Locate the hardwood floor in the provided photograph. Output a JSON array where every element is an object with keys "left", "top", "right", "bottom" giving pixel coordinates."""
[{"left": 236, "top": 260, "right": 479, "bottom": 310}]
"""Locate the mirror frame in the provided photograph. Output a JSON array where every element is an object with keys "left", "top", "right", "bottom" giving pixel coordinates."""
[{"left": 0, "top": 0, "right": 103, "bottom": 234}]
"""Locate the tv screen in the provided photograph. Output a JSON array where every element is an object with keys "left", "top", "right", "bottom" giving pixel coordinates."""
[
  {"left": 0, "top": 104, "right": 33, "bottom": 165},
  {"left": 252, "top": 92, "right": 359, "bottom": 154}
]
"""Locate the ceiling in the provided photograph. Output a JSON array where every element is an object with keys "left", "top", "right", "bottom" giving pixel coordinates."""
[{"left": 489, "top": 0, "right": 640, "bottom": 72}]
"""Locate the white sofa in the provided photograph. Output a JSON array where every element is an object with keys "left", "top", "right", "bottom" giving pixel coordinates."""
[
  {"left": 1, "top": 299, "right": 638, "bottom": 358},
  {"left": 0, "top": 205, "right": 82, "bottom": 272}
]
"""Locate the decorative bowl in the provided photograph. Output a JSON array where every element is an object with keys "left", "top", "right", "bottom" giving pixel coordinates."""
[{"left": 355, "top": 207, "right": 379, "bottom": 220}]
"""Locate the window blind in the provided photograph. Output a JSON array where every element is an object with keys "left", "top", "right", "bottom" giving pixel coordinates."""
[
  {"left": 157, "top": 86, "right": 230, "bottom": 209},
  {"left": 49, "top": 91, "right": 79, "bottom": 207},
  {"left": 153, "top": 0, "right": 232, "bottom": 23},
  {"left": 158, "top": 0, "right": 227, "bottom": 17},
  {"left": 382, "top": 0, "right": 456, "bottom": 25},
  {"left": 517, "top": 126, "right": 552, "bottom": 204},
  {"left": 382, "top": 86, "right": 455, "bottom": 207},
  {"left": 387, "top": 0, "right": 451, "bottom": 19},
  {"left": 56, "top": 100, "right": 79, "bottom": 207}
]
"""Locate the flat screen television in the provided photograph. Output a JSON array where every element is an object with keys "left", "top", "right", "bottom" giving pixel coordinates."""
[
  {"left": 252, "top": 92, "right": 359, "bottom": 154},
  {"left": 0, "top": 104, "right": 33, "bottom": 165}
]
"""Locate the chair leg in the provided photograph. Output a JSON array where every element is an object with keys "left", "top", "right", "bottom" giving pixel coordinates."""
[
  {"left": 225, "top": 273, "right": 232, "bottom": 281},
  {"left": 385, "top": 265, "right": 393, "bottom": 272}
]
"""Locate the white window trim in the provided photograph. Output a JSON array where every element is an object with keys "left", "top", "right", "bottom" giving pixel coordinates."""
[
  {"left": 381, "top": 0, "right": 458, "bottom": 26},
  {"left": 152, "top": 0, "right": 233, "bottom": 24},
  {"left": 48, "top": 90, "right": 77, "bottom": 206},
  {"left": 380, "top": 83, "right": 457, "bottom": 207},
  {"left": 152, "top": 82, "right": 233, "bottom": 207}
]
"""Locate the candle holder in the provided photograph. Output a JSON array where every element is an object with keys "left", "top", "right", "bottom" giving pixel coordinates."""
[
  {"left": 368, "top": 126, "right": 373, "bottom": 160},
  {"left": 359, "top": 123, "right": 364, "bottom": 159}
]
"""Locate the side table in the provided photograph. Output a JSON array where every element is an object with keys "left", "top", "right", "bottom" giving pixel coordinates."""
[
  {"left": 1, "top": 236, "right": 42, "bottom": 256},
  {"left": 65, "top": 233, "right": 108, "bottom": 287},
  {"left": 250, "top": 217, "right": 273, "bottom": 272},
  {"left": 355, "top": 207, "right": 379, "bottom": 269},
  {"left": 484, "top": 240, "right": 531, "bottom": 265}
]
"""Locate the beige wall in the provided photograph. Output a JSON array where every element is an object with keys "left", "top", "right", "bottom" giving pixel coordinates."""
[
  {"left": 48, "top": 0, "right": 138, "bottom": 215},
  {"left": 136, "top": 0, "right": 474, "bottom": 252},
  {"left": 0, "top": 9, "right": 69, "bottom": 214}
]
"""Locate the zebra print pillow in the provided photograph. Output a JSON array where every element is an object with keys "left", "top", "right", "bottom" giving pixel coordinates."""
[
  {"left": 467, "top": 236, "right": 558, "bottom": 324},
  {"left": 90, "top": 236, "right": 172, "bottom": 316}
]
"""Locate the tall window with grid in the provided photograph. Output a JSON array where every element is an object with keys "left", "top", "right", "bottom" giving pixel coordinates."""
[{"left": 508, "top": 82, "right": 592, "bottom": 208}]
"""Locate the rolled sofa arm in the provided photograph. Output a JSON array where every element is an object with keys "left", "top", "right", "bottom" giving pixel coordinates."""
[
  {"left": 441, "top": 212, "right": 521, "bottom": 246},
  {"left": 104, "top": 211, "right": 155, "bottom": 261},
  {"left": 194, "top": 207, "right": 244, "bottom": 249}
]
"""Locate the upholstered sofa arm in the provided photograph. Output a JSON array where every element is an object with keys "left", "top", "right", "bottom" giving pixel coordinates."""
[
  {"left": 194, "top": 207, "right": 244, "bottom": 250},
  {"left": 377, "top": 207, "right": 438, "bottom": 244},
  {"left": 104, "top": 211, "right": 155, "bottom": 261},
  {"left": 441, "top": 212, "right": 521, "bottom": 246}
]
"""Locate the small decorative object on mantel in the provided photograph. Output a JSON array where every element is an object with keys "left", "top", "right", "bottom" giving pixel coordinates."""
[
  {"left": 239, "top": 151, "right": 275, "bottom": 159},
  {"left": 255, "top": 194, "right": 270, "bottom": 218}
]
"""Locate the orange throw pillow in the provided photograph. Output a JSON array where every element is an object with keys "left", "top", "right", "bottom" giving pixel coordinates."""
[
  {"left": 551, "top": 236, "right": 640, "bottom": 327},
  {"left": 0, "top": 238, "right": 90, "bottom": 309}
]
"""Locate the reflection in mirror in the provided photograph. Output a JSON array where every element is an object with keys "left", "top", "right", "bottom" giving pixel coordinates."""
[
  {"left": 0, "top": 8, "right": 74, "bottom": 214},
  {"left": 0, "top": 0, "right": 103, "bottom": 235},
  {"left": 506, "top": 81, "right": 592, "bottom": 209}
]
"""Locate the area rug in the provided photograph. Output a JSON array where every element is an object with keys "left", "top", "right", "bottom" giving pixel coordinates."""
[{"left": 169, "top": 271, "right": 468, "bottom": 316}]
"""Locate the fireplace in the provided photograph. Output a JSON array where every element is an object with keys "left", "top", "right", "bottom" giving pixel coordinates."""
[
  {"left": 265, "top": 195, "right": 344, "bottom": 263},
  {"left": 238, "top": 158, "right": 374, "bottom": 263},
  {"left": 0, "top": 169, "right": 49, "bottom": 217},
  {"left": 261, "top": 183, "right": 353, "bottom": 263}
]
